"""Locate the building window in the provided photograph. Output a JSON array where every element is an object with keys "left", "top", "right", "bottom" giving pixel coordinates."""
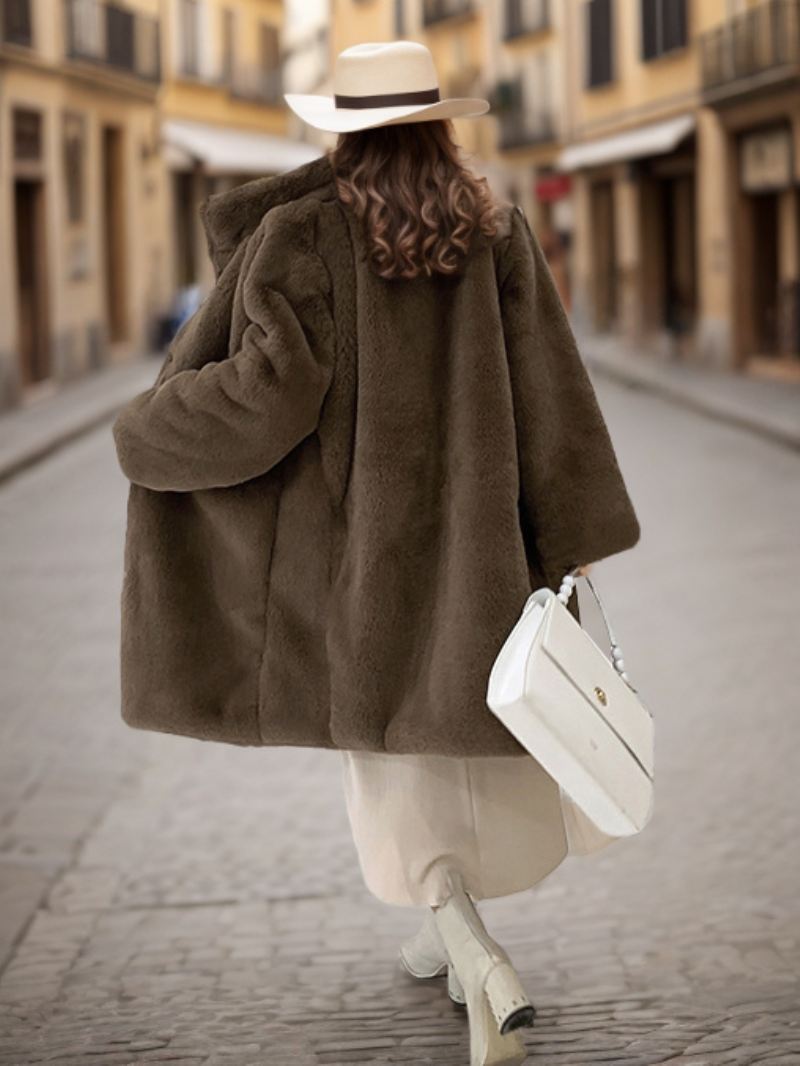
[
  {"left": 641, "top": 0, "right": 687, "bottom": 61},
  {"left": 13, "top": 108, "right": 42, "bottom": 161},
  {"left": 66, "top": 0, "right": 103, "bottom": 61},
  {"left": 496, "top": 52, "right": 556, "bottom": 149},
  {"left": 106, "top": 5, "right": 135, "bottom": 72},
  {"left": 2, "top": 0, "right": 33, "bottom": 46},
  {"left": 586, "top": 0, "right": 614, "bottom": 88},
  {"left": 179, "top": 0, "right": 200, "bottom": 77},
  {"left": 221, "top": 9, "right": 235, "bottom": 84},
  {"left": 63, "top": 112, "right": 86, "bottom": 225},
  {"left": 422, "top": 0, "right": 474, "bottom": 26},
  {"left": 505, "top": 0, "right": 549, "bottom": 39}
]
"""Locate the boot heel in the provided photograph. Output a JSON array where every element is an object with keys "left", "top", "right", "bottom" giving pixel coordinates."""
[{"left": 484, "top": 961, "right": 536, "bottom": 1035}]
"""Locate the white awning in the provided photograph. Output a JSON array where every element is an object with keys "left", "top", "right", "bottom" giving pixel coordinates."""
[
  {"left": 558, "top": 114, "right": 695, "bottom": 172},
  {"left": 162, "top": 119, "right": 322, "bottom": 176}
]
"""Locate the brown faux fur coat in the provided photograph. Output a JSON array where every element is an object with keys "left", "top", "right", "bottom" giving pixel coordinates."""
[{"left": 112, "top": 151, "right": 641, "bottom": 756}]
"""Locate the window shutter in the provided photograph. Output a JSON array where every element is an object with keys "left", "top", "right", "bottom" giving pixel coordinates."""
[
  {"left": 107, "top": 6, "right": 135, "bottom": 71},
  {"left": 641, "top": 0, "right": 658, "bottom": 60},
  {"left": 643, "top": 0, "right": 687, "bottom": 61},
  {"left": 587, "top": 0, "right": 613, "bottom": 88},
  {"left": 663, "top": 0, "right": 687, "bottom": 52},
  {"left": 3, "top": 0, "right": 33, "bottom": 46}
]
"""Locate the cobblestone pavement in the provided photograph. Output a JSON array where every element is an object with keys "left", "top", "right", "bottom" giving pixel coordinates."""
[{"left": 0, "top": 378, "right": 798, "bottom": 1065}]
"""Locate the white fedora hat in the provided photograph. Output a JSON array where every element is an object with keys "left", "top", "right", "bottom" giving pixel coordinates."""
[{"left": 284, "top": 40, "right": 490, "bottom": 134}]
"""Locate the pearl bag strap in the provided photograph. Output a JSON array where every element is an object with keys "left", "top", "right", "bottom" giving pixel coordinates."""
[{"left": 555, "top": 566, "right": 635, "bottom": 689}]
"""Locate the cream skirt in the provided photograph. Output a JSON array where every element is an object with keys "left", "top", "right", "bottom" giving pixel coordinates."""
[{"left": 340, "top": 749, "right": 617, "bottom": 908}]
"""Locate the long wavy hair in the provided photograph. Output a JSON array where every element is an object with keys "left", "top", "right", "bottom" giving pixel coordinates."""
[{"left": 329, "top": 119, "right": 502, "bottom": 280}]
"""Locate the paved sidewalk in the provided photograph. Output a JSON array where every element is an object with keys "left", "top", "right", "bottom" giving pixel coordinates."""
[
  {"left": 577, "top": 330, "right": 800, "bottom": 452},
  {"left": 0, "top": 356, "right": 159, "bottom": 485}
]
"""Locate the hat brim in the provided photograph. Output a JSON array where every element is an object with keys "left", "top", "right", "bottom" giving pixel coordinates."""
[{"left": 283, "top": 92, "right": 490, "bottom": 133}]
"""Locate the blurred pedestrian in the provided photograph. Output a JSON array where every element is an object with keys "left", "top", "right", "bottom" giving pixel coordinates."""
[{"left": 112, "top": 40, "right": 640, "bottom": 1066}]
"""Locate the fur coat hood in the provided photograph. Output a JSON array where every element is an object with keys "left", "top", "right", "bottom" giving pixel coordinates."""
[{"left": 112, "top": 152, "right": 641, "bottom": 756}]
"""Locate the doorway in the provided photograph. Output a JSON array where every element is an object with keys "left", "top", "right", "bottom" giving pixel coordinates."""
[
  {"left": 14, "top": 179, "right": 50, "bottom": 387},
  {"left": 662, "top": 173, "right": 697, "bottom": 337},
  {"left": 749, "top": 192, "right": 779, "bottom": 356},
  {"left": 102, "top": 126, "right": 128, "bottom": 342},
  {"left": 174, "top": 171, "right": 197, "bottom": 286},
  {"left": 590, "top": 179, "right": 617, "bottom": 331}
]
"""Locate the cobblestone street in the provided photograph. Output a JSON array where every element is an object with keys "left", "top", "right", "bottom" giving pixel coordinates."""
[{"left": 0, "top": 376, "right": 798, "bottom": 1065}]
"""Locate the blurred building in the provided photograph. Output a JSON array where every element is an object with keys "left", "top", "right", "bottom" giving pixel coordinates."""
[
  {"left": 415, "top": 0, "right": 492, "bottom": 162},
  {"left": 3, "top": 0, "right": 797, "bottom": 413},
  {"left": 0, "top": 0, "right": 168, "bottom": 410},
  {"left": 485, "top": 0, "right": 573, "bottom": 309},
  {"left": 698, "top": 0, "right": 800, "bottom": 374},
  {"left": 559, "top": 0, "right": 800, "bottom": 375},
  {"left": 160, "top": 0, "right": 320, "bottom": 294},
  {"left": 282, "top": 0, "right": 329, "bottom": 141}
]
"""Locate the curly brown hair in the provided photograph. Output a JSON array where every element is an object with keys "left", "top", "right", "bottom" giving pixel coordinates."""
[{"left": 328, "top": 119, "right": 502, "bottom": 280}]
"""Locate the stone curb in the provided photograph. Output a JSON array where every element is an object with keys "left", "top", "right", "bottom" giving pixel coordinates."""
[
  {"left": 0, "top": 357, "right": 158, "bottom": 487},
  {"left": 580, "top": 343, "right": 800, "bottom": 453}
]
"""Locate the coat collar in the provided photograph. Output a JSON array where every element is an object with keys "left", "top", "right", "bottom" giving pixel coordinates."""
[{"left": 200, "top": 152, "right": 337, "bottom": 277}]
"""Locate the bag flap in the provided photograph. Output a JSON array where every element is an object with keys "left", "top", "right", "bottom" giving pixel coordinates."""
[{"left": 539, "top": 598, "right": 654, "bottom": 778}]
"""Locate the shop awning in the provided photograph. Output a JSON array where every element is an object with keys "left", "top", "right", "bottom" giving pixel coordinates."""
[
  {"left": 558, "top": 114, "right": 695, "bottom": 172},
  {"left": 162, "top": 119, "right": 322, "bottom": 175}
]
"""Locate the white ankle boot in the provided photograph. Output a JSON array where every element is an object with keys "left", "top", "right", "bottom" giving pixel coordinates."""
[
  {"left": 398, "top": 908, "right": 466, "bottom": 1004},
  {"left": 432, "top": 868, "right": 534, "bottom": 1066}
]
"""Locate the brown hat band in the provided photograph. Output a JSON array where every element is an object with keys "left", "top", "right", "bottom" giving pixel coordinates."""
[{"left": 334, "top": 87, "right": 441, "bottom": 110}]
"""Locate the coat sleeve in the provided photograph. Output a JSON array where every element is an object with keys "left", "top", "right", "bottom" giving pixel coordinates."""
[
  {"left": 498, "top": 206, "right": 641, "bottom": 584},
  {"left": 112, "top": 210, "right": 335, "bottom": 493}
]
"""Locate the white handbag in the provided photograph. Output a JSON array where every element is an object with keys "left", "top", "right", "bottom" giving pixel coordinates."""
[{"left": 487, "top": 567, "right": 654, "bottom": 839}]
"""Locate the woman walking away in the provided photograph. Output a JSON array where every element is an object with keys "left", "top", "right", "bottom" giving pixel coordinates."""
[{"left": 112, "top": 41, "right": 641, "bottom": 1066}]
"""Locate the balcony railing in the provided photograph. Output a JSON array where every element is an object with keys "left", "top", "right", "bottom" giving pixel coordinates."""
[
  {"left": 422, "top": 0, "right": 474, "bottom": 27},
  {"left": 64, "top": 0, "right": 161, "bottom": 83},
  {"left": 504, "top": 0, "right": 550, "bottom": 40},
  {"left": 229, "top": 66, "right": 283, "bottom": 106},
  {"left": 700, "top": 0, "right": 800, "bottom": 98},
  {"left": 492, "top": 78, "right": 556, "bottom": 150},
  {"left": 498, "top": 109, "right": 556, "bottom": 150},
  {"left": 1, "top": 0, "right": 33, "bottom": 46}
]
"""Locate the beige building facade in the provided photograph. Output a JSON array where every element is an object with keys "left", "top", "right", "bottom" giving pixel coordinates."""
[
  {"left": 699, "top": 0, "right": 800, "bottom": 374},
  {"left": 160, "top": 0, "right": 319, "bottom": 295},
  {"left": 5, "top": 0, "right": 795, "bottom": 411},
  {"left": 485, "top": 0, "right": 574, "bottom": 308},
  {"left": 0, "top": 0, "right": 318, "bottom": 413},
  {"left": 560, "top": 0, "right": 800, "bottom": 375},
  {"left": 0, "top": 0, "right": 168, "bottom": 410}
]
